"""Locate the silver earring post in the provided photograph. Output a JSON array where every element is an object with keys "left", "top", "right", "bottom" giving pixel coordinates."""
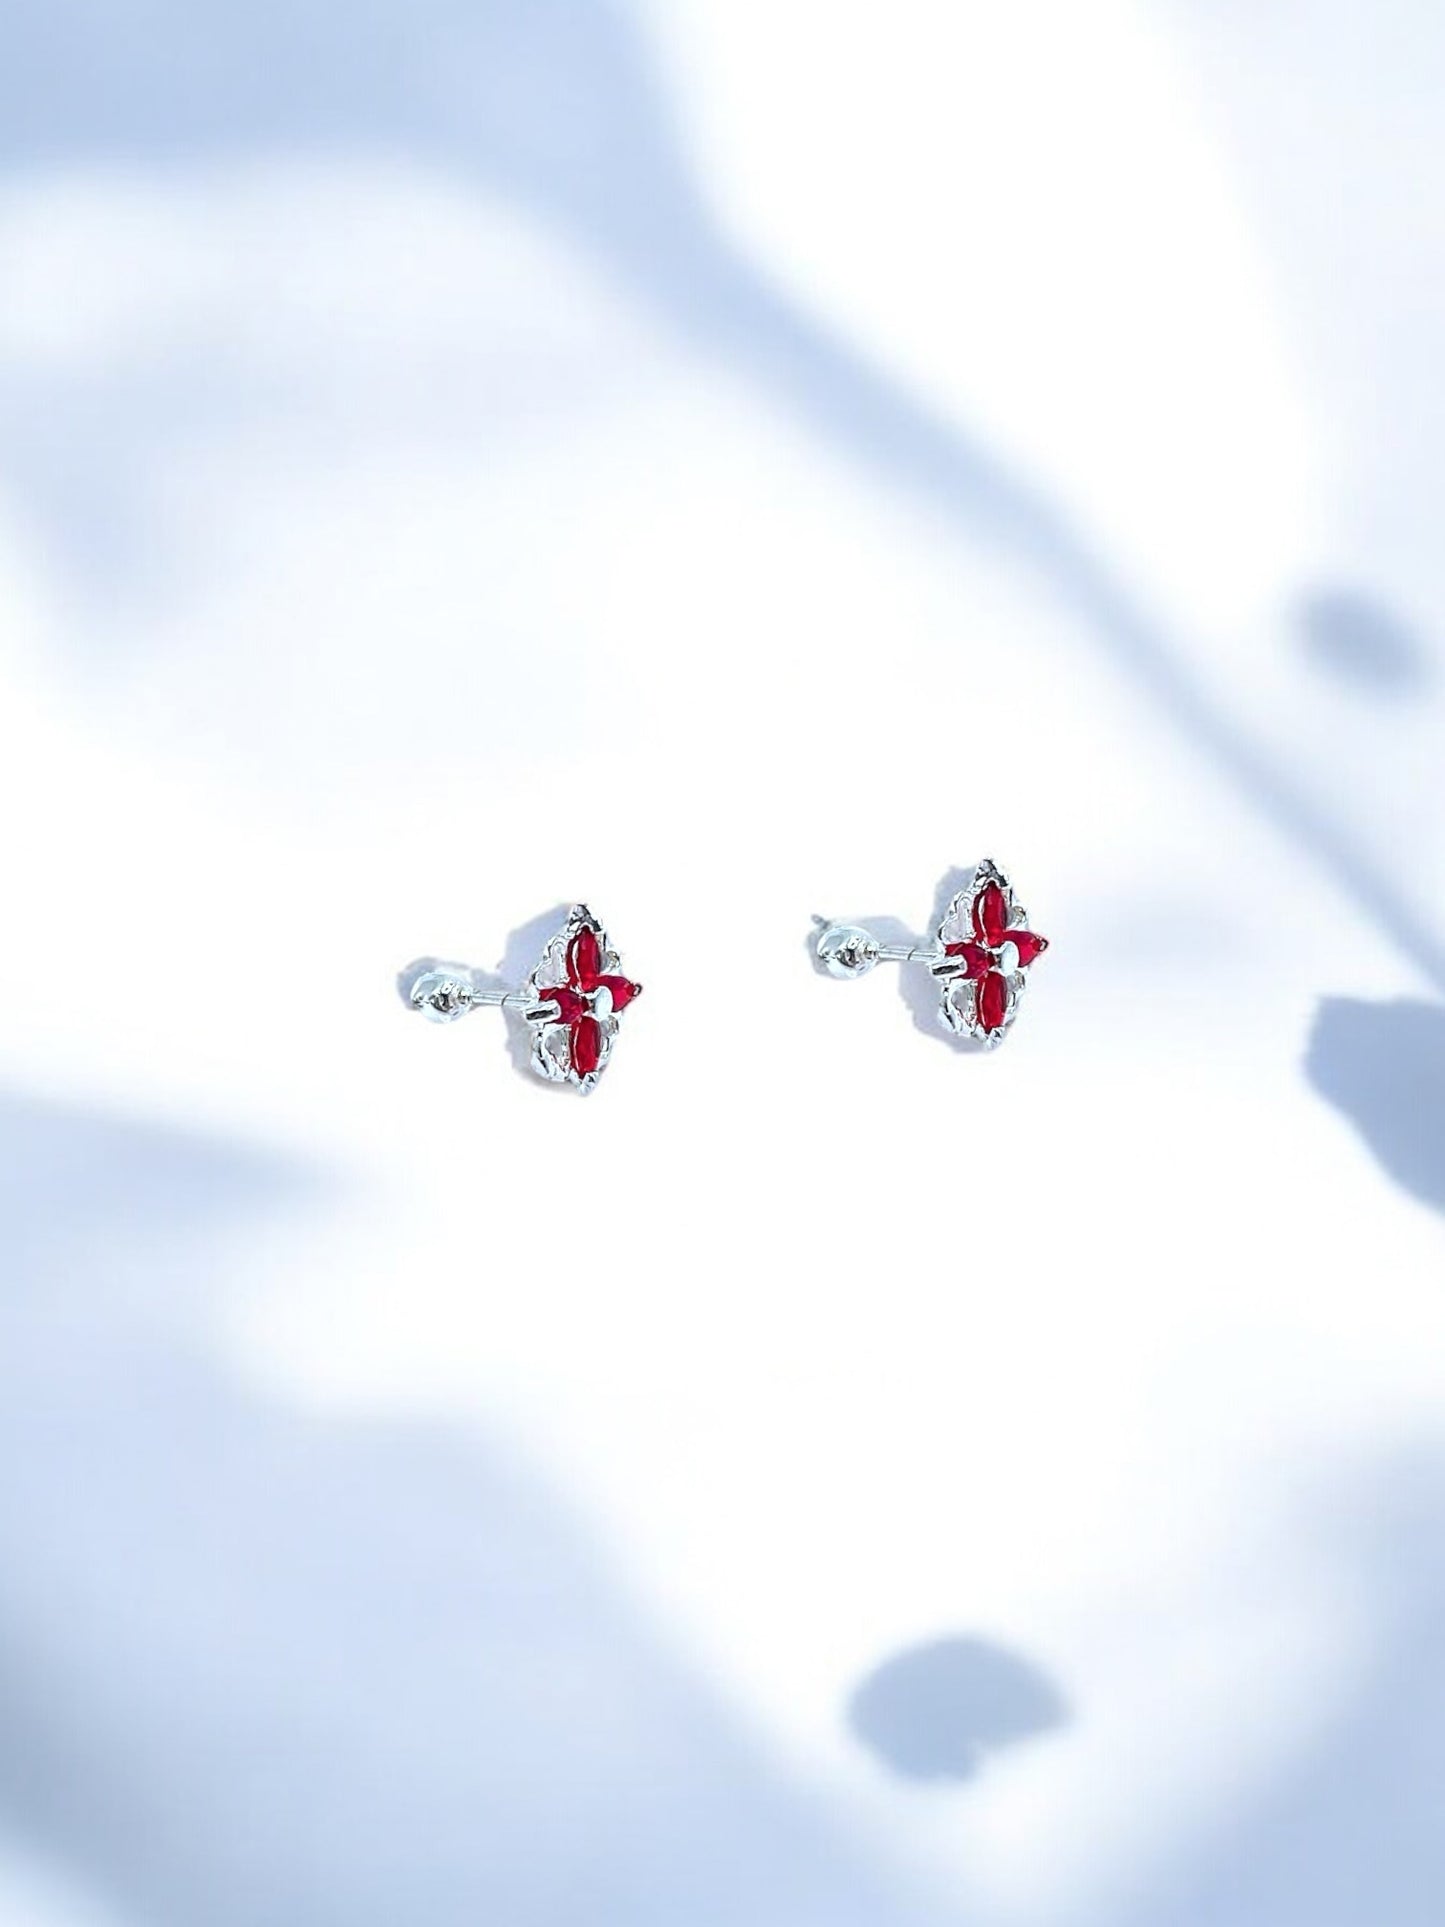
[{"left": 408, "top": 971, "right": 556, "bottom": 1023}]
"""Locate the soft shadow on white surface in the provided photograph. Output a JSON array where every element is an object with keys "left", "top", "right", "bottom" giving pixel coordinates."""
[
  {"left": 4, "top": 0, "right": 1444, "bottom": 990},
  {"left": 3, "top": 1071, "right": 1440, "bottom": 1927},
  {"left": 847, "top": 1636, "right": 1067, "bottom": 1784},
  {"left": 1296, "top": 588, "right": 1432, "bottom": 696},
  {"left": 1307, "top": 1000, "right": 1445, "bottom": 1216},
  {"left": 0, "top": 1090, "right": 976, "bottom": 1926},
  {"left": 1122, "top": 1466, "right": 1445, "bottom": 1927}
]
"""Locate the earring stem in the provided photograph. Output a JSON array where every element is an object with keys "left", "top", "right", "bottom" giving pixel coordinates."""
[
  {"left": 873, "top": 941, "right": 941, "bottom": 966},
  {"left": 407, "top": 967, "right": 555, "bottom": 1023},
  {"left": 466, "top": 987, "right": 544, "bottom": 1011},
  {"left": 814, "top": 921, "right": 942, "bottom": 979}
]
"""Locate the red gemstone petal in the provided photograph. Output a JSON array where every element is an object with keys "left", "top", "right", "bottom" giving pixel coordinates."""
[
  {"left": 977, "top": 970, "right": 1009, "bottom": 1033},
  {"left": 1010, "top": 930, "right": 1049, "bottom": 968},
  {"left": 537, "top": 984, "right": 586, "bottom": 1025},
  {"left": 572, "top": 1014, "right": 603, "bottom": 1077},
  {"left": 943, "top": 941, "right": 993, "bottom": 979},
  {"left": 567, "top": 927, "right": 603, "bottom": 989},
  {"left": 597, "top": 974, "right": 641, "bottom": 1012},
  {"left": 973, "top": 881, "right": 1010, "bottom": 947}
]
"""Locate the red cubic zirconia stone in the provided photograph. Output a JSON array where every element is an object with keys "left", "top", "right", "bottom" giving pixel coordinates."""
[
  {"left": 978, "top": 971, "right": 1009, "bottom": 1033},
  {"left": 974, "top": 882, "right": 1010, "bottom": 947},
  {"left": 572, "top": 1015, "right": 603, "bottom": 1076}
]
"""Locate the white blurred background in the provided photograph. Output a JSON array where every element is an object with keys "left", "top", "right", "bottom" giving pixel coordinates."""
[{"left": 1, "top": 2, "right": 1444, "bottom": 1921}]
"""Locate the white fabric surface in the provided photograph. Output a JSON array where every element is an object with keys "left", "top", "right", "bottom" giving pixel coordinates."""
[{"left": 1, "top": 4, "right": 1442, "bottom": 1922}]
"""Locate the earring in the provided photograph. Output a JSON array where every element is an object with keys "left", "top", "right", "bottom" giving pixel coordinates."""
[
  {"left": 404, "top": 903, "right": 642, "bottom": 1091},
  {"left": 814, "top": 859, "right": 1048, "bottom": 1046}
]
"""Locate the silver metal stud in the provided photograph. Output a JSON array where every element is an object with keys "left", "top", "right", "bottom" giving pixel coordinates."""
[
  {"left": 402, "top": 903, "right": 642, "bottom": 1092},
  {"left": 813, "top": 858, "right": 1050, "bottom": 1048}
]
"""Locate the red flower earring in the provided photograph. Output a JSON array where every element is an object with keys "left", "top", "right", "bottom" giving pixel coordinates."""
[
  {"left": 405, "top": 904, "right": 642, "bottom": 1091},
  {"left": 814, "top": 859, "right": 1049, "bottom": 1046}
]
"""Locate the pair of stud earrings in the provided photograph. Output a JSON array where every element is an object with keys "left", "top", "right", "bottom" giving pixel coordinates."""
[{"left": 403, "top": 858, "right": 1049, "bottom": 1092}]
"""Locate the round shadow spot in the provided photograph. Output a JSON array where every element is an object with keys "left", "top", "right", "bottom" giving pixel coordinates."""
[
  {"left": 1297, "top": 589, "right": 1430, "bottom": 694},
  {"left": 847, "top": 1635, "right": 1066, "bottom": 1782}
]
